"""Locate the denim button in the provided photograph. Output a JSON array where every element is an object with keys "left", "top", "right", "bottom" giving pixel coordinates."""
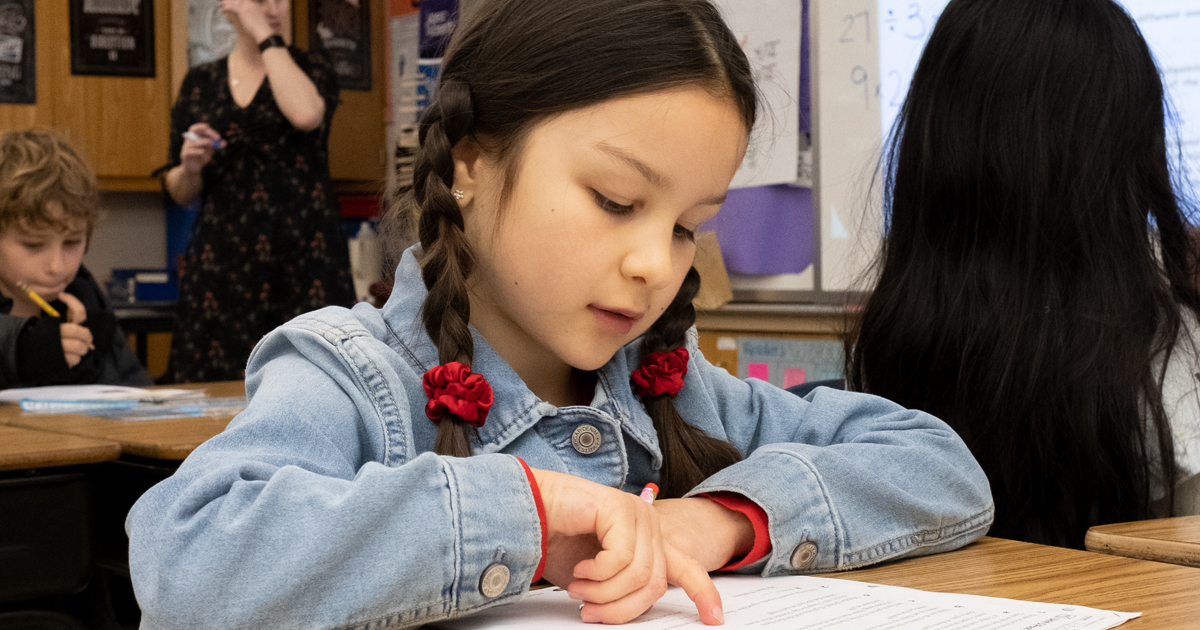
[
  {"left": 571, "top": 424, "right": 602, "bottom": 454},
  {"left": 790, "top": 541, "right": 818, "bottom": 570},
  {"left": 479, "top": 563, "right": 510, "bottom": 598}
]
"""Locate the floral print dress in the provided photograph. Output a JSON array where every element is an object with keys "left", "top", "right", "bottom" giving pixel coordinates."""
[{"left": 165, "top": 47, "right": 354, "bottom": 383}]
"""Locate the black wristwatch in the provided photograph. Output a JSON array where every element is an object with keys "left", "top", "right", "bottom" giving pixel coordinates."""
[{"left": 258, "top": 35, "right": 286, "bottom": 53}]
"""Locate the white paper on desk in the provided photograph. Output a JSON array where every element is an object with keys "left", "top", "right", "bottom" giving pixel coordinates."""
[
  {"left": 0, "top": 385, "right": 205, "bottom": 405},
  {"left": 429, "top": 575, "right": 1139, "bottom": 630}
]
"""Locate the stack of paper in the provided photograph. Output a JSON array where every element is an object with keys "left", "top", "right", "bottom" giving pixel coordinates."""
[{"left": 0, "top": 385, "right": 206, "bottom": 411}]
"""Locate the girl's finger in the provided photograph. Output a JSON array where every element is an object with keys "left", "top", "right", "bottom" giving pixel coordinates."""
[
  {"left": 575, "top": 545, "right": 722, "bottom": 626},
  {"left": 572, "top": 546, "right": 634, "bottom": 585},
  {"left": 571, "top": 503, "right": 667, "bottom": 608},
  {"left": 573, "top": 495, "right": 654, "bottom": 584},
  {"left": 665, "top": 544, "right": 724, "bottom": 625},
  {"left": 577, "top": 547, "right": 669, "bottom": 626}
]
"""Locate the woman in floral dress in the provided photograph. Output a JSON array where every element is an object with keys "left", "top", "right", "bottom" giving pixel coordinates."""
[{"left": 163, "top": 0, "right": 353, "bottom": 382}]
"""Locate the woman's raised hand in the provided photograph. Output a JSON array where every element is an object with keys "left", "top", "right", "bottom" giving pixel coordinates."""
[
  {"left": 219, "top": 0, "right": 273, "bottom": 42},
  {"left": 180, "top": 123, "right": 223, "bottom": 175},
  {"left": 530, "top": 469, "right": 724, "bottom": 625}
]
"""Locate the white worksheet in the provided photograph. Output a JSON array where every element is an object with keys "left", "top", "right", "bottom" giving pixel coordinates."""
[{"left": 429, "top": 574, "right": 1139, "bottom": 630}]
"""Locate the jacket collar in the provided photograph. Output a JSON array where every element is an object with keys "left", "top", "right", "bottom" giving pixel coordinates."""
[{"left": 379, "top": 246, "right": 662, "bottom": 464}]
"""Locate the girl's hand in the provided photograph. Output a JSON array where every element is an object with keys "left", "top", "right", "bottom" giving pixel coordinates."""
[
  {"left": 180, "top": 123, "right": 223, "bottom": 174},
  {"left": 58, "top": 293, "right": 93, "bottom": 367},
  {"left": 531, "top": 469, "right": 724, "bottom": 625},
  {"left": 653, "top": 498, "right": 755, "bottom": 572},
  {"left": 219, "top": 0, "right": 273, "bottom": 43}
]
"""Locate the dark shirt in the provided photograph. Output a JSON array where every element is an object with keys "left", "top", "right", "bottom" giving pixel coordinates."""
[
  {"left": 0, "top": 266, "right": 153, "bottom": 389},
  {"left": 163, "top": 47, "right": 354, "bottom": 382}
]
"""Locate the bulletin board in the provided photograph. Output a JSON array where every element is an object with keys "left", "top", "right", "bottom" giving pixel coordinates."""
[
  {"left": 309, "top": 0, "right": 372, "bottom": 90},
  {"left": 0, "top": 0, "right": 34, "bottom": 104},
  {"left": 69, "top": 0, "right": 156, "bottom": 77}
]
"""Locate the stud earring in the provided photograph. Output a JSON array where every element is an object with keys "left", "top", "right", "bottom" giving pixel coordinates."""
[{"left": 452, "top": 189, "right": 465, "bottom": 200}]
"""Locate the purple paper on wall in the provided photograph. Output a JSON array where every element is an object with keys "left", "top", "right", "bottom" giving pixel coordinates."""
[
  {"left": 419, "top": 0, "right": 458, "bottom": 58},
  {"left": 705, "top": 185, "right": 814, "bottom": 275},
  {"left": 705, "top": 0, "right": 812, "bottom": 276}
]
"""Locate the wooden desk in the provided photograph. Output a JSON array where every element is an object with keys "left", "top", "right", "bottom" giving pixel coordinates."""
[
  {"left": 827, "top": 537, "right": 1200, "bottom": 628},
  {"left": 1085, "top": 515, "right": 1200, "bottom": 569},
  {"left": 0, "top": 381, "right": 245, "bottom": 461},
  {"left": 0, "top": 425, "right": 121, "bottom": 471}
]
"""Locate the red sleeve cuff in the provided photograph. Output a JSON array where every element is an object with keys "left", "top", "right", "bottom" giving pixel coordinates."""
[
  {"left": 699, "top": 492, "right": 772, "bottom": 571},
  {"left": 516, "top": 457, "right": 547, "bottom": 583}
]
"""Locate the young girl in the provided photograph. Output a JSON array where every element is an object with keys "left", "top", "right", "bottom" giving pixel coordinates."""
[
  {"left": 846, "top": 0, "right": 1200, "bottom": 549},
  {"left": 127, "top": 0, "right": 992, "bottom": 627}
]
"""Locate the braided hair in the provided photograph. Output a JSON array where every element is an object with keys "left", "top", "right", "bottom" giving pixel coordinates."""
[
  {"left": 389, "top": 0, "right": 758, "bottom": 479},
  {"left": 411, "top": 80, "right": 479, "bottom": 456},
  {"left": 639, "top": 267, "right": 743, "bottom": 498}
]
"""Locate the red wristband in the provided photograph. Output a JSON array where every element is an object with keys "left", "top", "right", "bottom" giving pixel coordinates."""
[
  {"left": 516, "top": 457, "right": 547, "bottom": 583},
  {"left": 700, "top": 492, "right": 772, "bottom": 571}
]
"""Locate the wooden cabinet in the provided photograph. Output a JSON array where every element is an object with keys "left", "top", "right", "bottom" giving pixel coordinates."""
[
  {"left": 0, "top": 0, "right": 173, "bottom": 191},
  {"left": 0, "top": 0, "right": 385, "bottom": 192},
  {"left": 293, "top": 0, "right": 388, "bottom": 185}
]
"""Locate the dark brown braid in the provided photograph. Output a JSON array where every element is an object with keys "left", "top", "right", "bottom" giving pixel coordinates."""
[
  {"left": 638, "top": 267, "right": 743, "bottom": 498},
  {"left": 413, "top": 80, "right": 479, "bottom": 457}
]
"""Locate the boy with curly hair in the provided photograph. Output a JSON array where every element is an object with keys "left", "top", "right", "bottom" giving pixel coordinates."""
[{"left": 0, "top": 129, "right": 151, "bottom": 389}]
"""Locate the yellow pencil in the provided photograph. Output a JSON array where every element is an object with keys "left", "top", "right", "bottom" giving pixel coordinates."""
[{"left": 15, "top": 281, "right": 61, "bottom": 318}]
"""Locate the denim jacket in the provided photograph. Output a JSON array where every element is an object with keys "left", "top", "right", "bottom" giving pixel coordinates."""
[{"left": 127, "top": 247, "right": 993, "bottom": 630}]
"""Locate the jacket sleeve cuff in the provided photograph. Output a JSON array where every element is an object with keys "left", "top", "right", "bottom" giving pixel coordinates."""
[
  {"left": 699, "top": 492, "right": 772, "bottom": 571},
  {"left": 515, "top": 457, "right": 547, "bottom": 583}
]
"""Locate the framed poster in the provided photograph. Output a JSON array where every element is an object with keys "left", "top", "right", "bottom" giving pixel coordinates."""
[
  {"left": 69, "top": 0, "right": 156, "bottom": 77},
  {"left": 309, "top": 0, "right": 371, "bottom": 91},
  {"left": 186, "top": 0, "right": 237, "bottom": 66},
  {"left": 0, "top": 0, "right": 35, "bottom": 104}
]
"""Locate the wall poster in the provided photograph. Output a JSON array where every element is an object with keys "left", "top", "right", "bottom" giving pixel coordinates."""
[
  {"left": 69, "top": 0, "right": 156, "bottom": 77},
  {"left": 309, "top": 0, "right": 371, "bottom": 91},
  {"left": 0, "top": 0, "right": 34, "bottom": 103}
]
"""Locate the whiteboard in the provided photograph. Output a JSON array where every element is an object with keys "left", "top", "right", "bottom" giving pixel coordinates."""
[{"left": 811, "top": 0, "right": 885, "bottom": 293}]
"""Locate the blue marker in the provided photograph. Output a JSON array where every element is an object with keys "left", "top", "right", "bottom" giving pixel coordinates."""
[{"left": 182, "top": 131, "right": 223, "bottom": 150}]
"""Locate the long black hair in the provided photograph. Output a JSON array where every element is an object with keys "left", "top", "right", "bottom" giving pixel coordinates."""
[
  {"left": 846, "top": 0, "right": 1200, "bottom": 547},
  {"left": 385, "top": 0, "right": 755, "bottom": 497}
]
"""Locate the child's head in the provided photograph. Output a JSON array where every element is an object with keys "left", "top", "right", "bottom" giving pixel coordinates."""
[
  {"left": 850, "top": 0, "right": 1200, "bottom": 545},
  {"left": 401, "top": 0, "right": 755, "bottom": 492},
  {"left": 0, "top": 130, "right": 98, "bottom": 301},
  {"left": 887, "top": 0, "right": 1183, "bottom": 259}
]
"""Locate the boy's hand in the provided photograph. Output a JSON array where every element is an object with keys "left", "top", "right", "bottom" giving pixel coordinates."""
[
  {"left": 531, "top": 469, "right": 724, "bottom": 625},
  {"left": 58, "top": 293, "right": 94, "bottom": 368},
  {"left": 180, "top": 123, "right": 223, "bottom": 174}
]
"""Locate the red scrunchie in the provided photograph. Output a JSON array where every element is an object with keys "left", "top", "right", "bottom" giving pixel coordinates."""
[
  {"left": 631, "top": 348, "right": 689, "bottom": 398},
  {"left": 422, "top": 362, "right": 494, "bottom": 427}
]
